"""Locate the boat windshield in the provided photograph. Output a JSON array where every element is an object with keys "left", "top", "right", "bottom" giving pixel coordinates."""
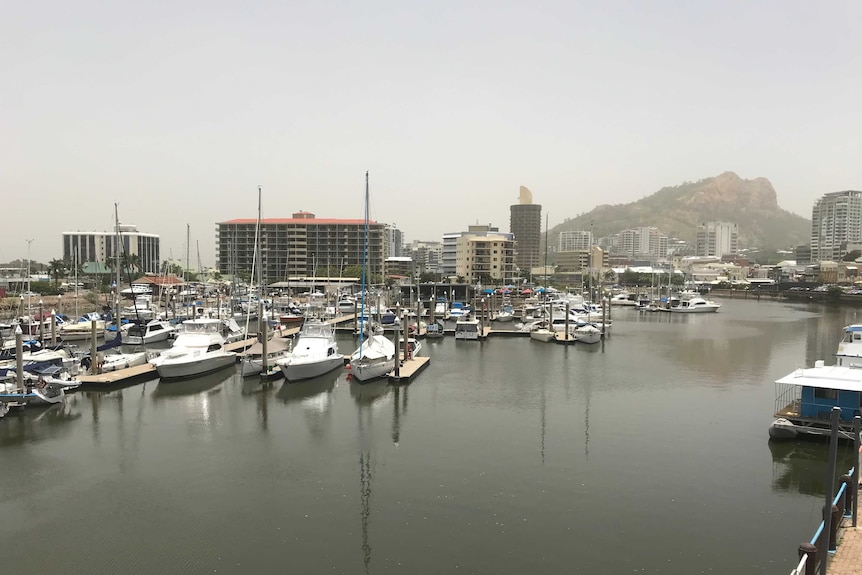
[{"left": 181, "top": 321, "right": 220, "bottom": 334}]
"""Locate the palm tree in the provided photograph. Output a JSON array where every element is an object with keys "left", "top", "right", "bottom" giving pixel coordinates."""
[{"left": 48, "top": 258, "right": 67, "bottom": 287}]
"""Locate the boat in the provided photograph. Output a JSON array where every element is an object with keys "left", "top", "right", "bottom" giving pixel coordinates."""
[
  {"left": 426, "top": 318, "right": 445, "bottom": 339},
  {"left": 349, "top": 334, "right": 396, "bottom": 382},
  {"left": 349, "top": 172, "right": 396, "bottom": 383},
  {"left": 448, "top": 302, "right": 471, "bottom": 319},
  {"left": 609, "top": 293, "right": 638, "bottom": 307},
  {"left": 276, "top": 319, "right": 343, "bottom": 381},
  {"left": 149, "top": 318, "right": 237, "bottom": 380},
  {"left": 529, "top": 321, "right": 555, "bottom": 343},
  {"left": 836, "top": 324, "right": 862, "bottom": 367},
  {"left": 0, "top": 401, "right": 8, "bottom": 419},
  {"left": 58, "top": 312, "right": 106, "bottom": 341},
  {"left": 572, "top": 323, "right": 602, "bottom": 344},
  {"left": 0, "top": 370, "right": 72, "bottom": 406},
  {"left": 495, "top": 303, "right": 515, "bottom": 322},
  {"left": 240, "top": 335, "right": 290, "bottom": 378},
  {"left": 769, "top": 359, "right": 862, "bottom": 440},
  {"left": 665, "top": 296, "right": 721, "bottom": 313},
  {"left": 454, "top": 318, "right": 481, "bottom": 340},
  {"left": 403, "top": 337, "right": 422, "bottom": 359},
  {"left": 123, "top": 319, "right": 176, "bottom": 345}
]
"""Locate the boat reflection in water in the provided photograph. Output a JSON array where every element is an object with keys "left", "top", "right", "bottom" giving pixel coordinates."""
[
  {"left": 152, "top": 366, "right": 236, "bottom": 399},
  {"left": 769, "top": 439, "right": 856, "bottom": 496},
  {"left": 276, "top": 369, "right": 341, "bottom": 440},
  {"left": 0, "top": 401, "right": 82, "bottom": 446}
]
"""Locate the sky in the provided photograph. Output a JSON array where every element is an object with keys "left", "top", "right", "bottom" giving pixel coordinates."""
[{"left": 2, "top": 0, "right": 860, "bottom": 266}]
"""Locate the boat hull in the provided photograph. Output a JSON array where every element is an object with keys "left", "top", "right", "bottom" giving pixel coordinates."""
[
  {"left": 530, "top": 330, "right": 555, "bottom": 343},
  {"left": 155, "top": 353, "right": 237, "bottom": 380},
  {"left": 349, "top": 358, "right": 395, "bottom": 382},
  {"left": 281, "top": 356, "right": 344, "bottom": 382}
]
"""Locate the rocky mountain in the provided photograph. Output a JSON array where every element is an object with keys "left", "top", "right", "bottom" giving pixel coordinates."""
[{"left": 553, "top": 172, "right": 810, "bottom": 252}]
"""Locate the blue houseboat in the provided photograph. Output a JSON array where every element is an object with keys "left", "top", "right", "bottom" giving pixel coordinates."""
[{"left": 769, "top": 360, "right": 862, "bottom": 440}]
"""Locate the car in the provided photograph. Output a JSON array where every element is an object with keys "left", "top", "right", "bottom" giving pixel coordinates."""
[{"left": 20, "top": 291, "right": 41, "bottom": 297}]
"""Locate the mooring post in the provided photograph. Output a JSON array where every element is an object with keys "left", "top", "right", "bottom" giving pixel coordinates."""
[
  {"left": 829, "top": 504, "right": 841, "bottom": 553},
  {"left": 798, "top": 542, "right": 817, "bottom": 575},
  {"left": 821, "top": 407, "right": 840, "bottom": 571},
  {"left": 854, "top": 416, "right": 861, "bottom": 528},
  {"left": 841, "top": 474, "right": 853, "bottom": 517}
]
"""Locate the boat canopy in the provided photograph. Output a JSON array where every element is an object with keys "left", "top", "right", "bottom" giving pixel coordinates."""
[{"left": 775, "top": 364, "right": 862, "bottom": 392}]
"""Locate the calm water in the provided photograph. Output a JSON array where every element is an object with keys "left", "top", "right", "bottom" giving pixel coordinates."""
[{"left": 2, "top": 298, "right": 861, "bottom": 574}]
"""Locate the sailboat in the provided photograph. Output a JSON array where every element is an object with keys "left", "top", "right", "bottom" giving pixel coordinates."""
[
  {"left": 349, "top": 172, "right": 396, "bottom": 382},
  {"left": 241, "top": 187, "right": 287, "bottom": 378}
]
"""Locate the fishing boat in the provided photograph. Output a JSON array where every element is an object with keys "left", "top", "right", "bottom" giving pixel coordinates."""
[
  {"left": 277, "top": 319, "right": 343, "bottom": 381},
  {"left": 836, "top": 324, "right": 862, "bottom": 367},
  {"left": 769, "top": 359, "right": 862, "bottom": 440},
  {"left": 349, "top": 172, "right": 396, "bottom": 383},
  {"left": 149, "top": 318, "right": 237, "bottom": 380}
]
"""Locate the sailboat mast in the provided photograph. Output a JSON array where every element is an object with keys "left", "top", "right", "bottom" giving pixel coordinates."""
[
  {"left": 115, "top": 203, "right": 121, "bottom": 327},
  {"left": 359, "top": 171, "right": 369, "bottom": 355},
  {"left": 258, "top": 186, "right": 268, "bottom": 374}
]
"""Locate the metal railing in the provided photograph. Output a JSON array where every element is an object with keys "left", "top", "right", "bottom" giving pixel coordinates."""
[{"left": 787, "top": 412, "right": 860, "bottom": 575}]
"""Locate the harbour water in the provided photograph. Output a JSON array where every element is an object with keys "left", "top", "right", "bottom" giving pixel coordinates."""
[{"left": 1, "top": 298, "right": 861, "bottom": 574}]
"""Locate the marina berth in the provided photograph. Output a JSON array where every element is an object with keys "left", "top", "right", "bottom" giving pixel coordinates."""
[{"left": 769, "top": 360, "right": 862, "bottom": 440}]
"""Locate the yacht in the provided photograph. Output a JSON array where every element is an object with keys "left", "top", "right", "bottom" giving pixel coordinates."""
[
  {"left": 665, "top": 296, "right": 721, "bottom": 313},
  {"left": 454, "top": 318, "right": 481, "bottom": 341},
  {"left": 149, "top": 318, "right": 236, "bottom": 380},
  {"left": 277, "top": 319, "right": 344, "bottom": 381}
]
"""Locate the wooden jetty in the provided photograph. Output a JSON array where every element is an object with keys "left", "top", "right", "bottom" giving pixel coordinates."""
[
  {"left": 388, "top": 356, "right": 431, "bottom": 385},
  {"left": 77, "top": 363, "right": 156, "bottom": 385}
]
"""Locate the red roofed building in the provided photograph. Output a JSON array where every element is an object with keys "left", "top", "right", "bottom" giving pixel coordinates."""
[{"left": 217, "top": 211, "right": 385, "bottom": 285}]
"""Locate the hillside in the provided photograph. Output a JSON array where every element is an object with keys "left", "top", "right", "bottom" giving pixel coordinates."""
[{"left": 552, "top": 172, "right": 810, "bottom": 252}]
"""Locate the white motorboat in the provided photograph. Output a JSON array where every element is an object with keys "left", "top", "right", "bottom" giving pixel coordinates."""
[
  {"left": 835, "top": 324, "right": 862, "bottom": 367},
  {"left": 403, "top": 337, "right": 422, "bottom": 359},
  {"left": 241, "top": 334, "right": 290, "bottom": 377},
  {"left": 123, "top": 319, "right": 176, "bottom": 345},
  {"left": 96, "top": 350, "right": 150, "bottom": 373},
  {"left": 454, "top": 318, "right": 481, "bottom": 340},
  {"left": 609, "top": 293, "right": 638, "bottom": 306},
  {"left": 666, "top": 296, "right": 721, "bottom": 313},
  {"left": 529, "top": 324, "right": 555, "bottom": 343},
  {"left": 149, "top": 318, "right": 237, "bottom": 380},
  {"left": 277, "top": 319, "right": 343, "bottom": 381},
  {"left": 58, "top": 313, "right": 106, "bottom": 341},
  {"left": 573, "top": 324, "right": 602, "bottom": 344},
  {"left": 495, "top": 303, "right": 515, "bottom": 322},
  {"left": 349, "top": 334, "right": 396, "bottom": 382}
]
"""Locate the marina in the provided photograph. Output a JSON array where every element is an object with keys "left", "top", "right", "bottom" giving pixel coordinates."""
[{"left": 1, "top": 297, "right": 862, "bottom": 574}]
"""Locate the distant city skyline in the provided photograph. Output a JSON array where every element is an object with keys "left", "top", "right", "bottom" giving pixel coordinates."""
[{"left": 3, "top": 0, "right": 860, "bottom": 264}]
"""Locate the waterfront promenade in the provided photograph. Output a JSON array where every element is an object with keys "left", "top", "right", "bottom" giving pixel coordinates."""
[{"left": 831, "top": 524, "right": 862, "bottom": 575}]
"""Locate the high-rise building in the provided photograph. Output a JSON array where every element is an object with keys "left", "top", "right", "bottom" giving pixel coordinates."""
[
  {"left": 811, "top": 191, "right": 862, "bottom": 262},
  {"left": 62, "top": 225, "right": 160, "bottom": 274},
  {"left": 558, "top": 230, "right": 592, "bottom": 252},
  {"left": 409, "top": 240, "right": 443, "bottom": 276},
  {"left": 384, "top": 224, "right": 404, "bottom": 258},
  {"left": 216, "top": 211, "right": 384, "bottom": 285},
  {"left": 509, "top": 186, "right": 542, "bottom": 274},
  {"left": 696, "top": 222, "right": 739, "bottom": 258},
  {"left": 618, "top": 227, "right": 668, "bottom": 260}
]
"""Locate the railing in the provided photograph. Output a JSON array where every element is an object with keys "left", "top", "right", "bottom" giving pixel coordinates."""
[{"left": 786, "top": 411, "right": 860, "bottom": 575}]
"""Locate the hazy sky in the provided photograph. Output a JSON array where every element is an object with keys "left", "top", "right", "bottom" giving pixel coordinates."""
[{"left": 3, "top": 0, "right": 860, "bottom": 265}]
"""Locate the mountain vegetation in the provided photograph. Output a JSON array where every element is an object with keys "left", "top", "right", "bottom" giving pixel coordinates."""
[{"left": 552, "top": 172, "right": 810, "bottom": 252}]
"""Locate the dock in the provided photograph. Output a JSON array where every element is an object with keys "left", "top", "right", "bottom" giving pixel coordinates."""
[
  {"left": 388, "top": 356, "right": 431, "bottom": 385},
  {"left": 77, "top": 363, "right": 156, "bottom": 385}
]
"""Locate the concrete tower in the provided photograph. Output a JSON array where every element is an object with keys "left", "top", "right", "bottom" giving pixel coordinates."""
[{"left": 509, "top": 186, "right": 542, "bottom": 275}]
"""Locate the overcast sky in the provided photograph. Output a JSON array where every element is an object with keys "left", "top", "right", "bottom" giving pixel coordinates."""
[{"left": 3, "top": 0, "right": 859, "bottom": 265}]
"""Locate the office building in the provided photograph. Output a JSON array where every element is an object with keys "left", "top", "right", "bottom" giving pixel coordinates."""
[{"left": 558, "top": 230, "right": 592, "bottom": 252}]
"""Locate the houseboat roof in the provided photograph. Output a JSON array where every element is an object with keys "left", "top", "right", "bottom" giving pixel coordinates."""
[
  {"left": 845, "top": 324, "right": 862, "bottom": 332},
  {"left": 775, "top": 364, "right": 862, "bottom": 392}
]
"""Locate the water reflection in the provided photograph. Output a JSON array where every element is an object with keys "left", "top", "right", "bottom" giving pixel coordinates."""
[
  {"left": 277, "top": 371, "right": 340, "bottom": 440},
  {"left": 152, "top": 367, "right": 235, "bottom": 399},
  {"left": 0, "top": 402, "right": 82, "bottom": 446},
  {"left": 769, "top": 440, "right": 856, "bottom": 496},
  {"left": 391, "top": 385, "right": 409, "bottom": 445}
]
